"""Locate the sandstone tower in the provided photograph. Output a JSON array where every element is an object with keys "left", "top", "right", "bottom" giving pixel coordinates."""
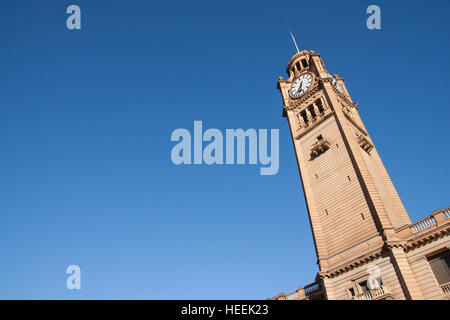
[{"left": 272, "top": 50, "right": 450, "bottom": 300}]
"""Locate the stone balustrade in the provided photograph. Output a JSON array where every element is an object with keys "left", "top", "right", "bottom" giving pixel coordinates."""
[
  {"left": 443, "top": 208, "right": 450, "bottom": 219},
  {"left": 441, "top": 282, "right": 450, "bottom": 294},
  {"left": 274, "top": 282, "right": 323, "bottom": 300},
  {"left": 411, "top": 216, "right": 437, "bottom": 233},
  {"left": 396, "top": 207, "right": 450, "bottom": 239},
  {"left": 357, "top": 134, "right": 374, "bottom": 154},
  {"left": 410, "top": 207, "right": 449, "bottom": 234},
  {"left": 304, "top": 282, "right": 321, "bottom": 295},
  {"left": 285, "top": 290, "right": 300, "bottom": 300},
  {"left": 352, "top": 285, "right": 392, "bottom": 300},
  {"left": 311, "top": 138, "right": 330, "bottom": 157}
]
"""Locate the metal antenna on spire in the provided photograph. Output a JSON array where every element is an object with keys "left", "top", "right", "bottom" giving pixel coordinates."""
[{"left": 289, "top": 31, "right": 300, "bottom": 53}]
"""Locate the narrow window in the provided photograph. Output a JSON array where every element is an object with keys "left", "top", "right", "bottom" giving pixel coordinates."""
[
  {"left": 325, "top": 209, "right": 328, "bottom": 216},
  {"left": 315, "top": 173, "right": 318, "bottom": 179},
  {"left": 336, "top": 144, "right": 339, "bottom": 148},
  {"left": 348, "top": 288, "right": 355, "bottom": 297},
  {"left": 296, "top": 62, "right": 301, "bottom": 71},
  {"left": 347, "top": 175, "right": 351, "bottom": 181},
  {"left": 316, "top": 99, "right": 325, "bottom": 113},
  {"left": 309, "top": 105, "right": 316, "bottom": 118},
  {"left": 301, "top": 110, "right": 308, "bottom": 124},
  {"left": 361, "top": 213, "right": 365, "bottom": 220},
  {"left": 428, "top": 250, "right": 450, "bottom": 285},
  {"left": 301, "top": 59, "right": 308, "bottom": 68},
  {"left": 359, "top": 281, "right": 368, "bottom": 293}
]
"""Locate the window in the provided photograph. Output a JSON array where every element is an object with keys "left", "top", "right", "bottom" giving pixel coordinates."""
[
  {"left": 378, "top": 278, "right": 383, "bottom": 286},
  {"left": 428, "top": 250, "right": 450, "bottom": 285},
  {"left": 301, "top": 59, "right": 308, "bottom": 68},
  {"left": 300, "top": 110, "right": 308, "bottom": 124},
  {"left": 367, "top": 277, "right": 383, "bottom": 288},
  {"left": 350, "top": 275, "right": 384, "bottom": 298},
  {"left": 309, "top": 106, "right": 316, "bottom": 118},
  {"left": 359, "top": 281, "right": 368, "bottom": 293},
  {"left": 348, "top": 287, "right": 355, "bottom": 298},
  {"left": 316, "top": 99, "right": 325, "bottom": 113}
]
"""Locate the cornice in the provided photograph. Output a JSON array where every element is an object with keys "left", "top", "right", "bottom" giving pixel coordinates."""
[
  {"left": 286, "top": 50, "right": 315, "bottom": 73},
  {"left": 294, "top": 110, "right": 334, "bottom": 140},
  {"left": 282, "top": 75, "right": 358, "bottom": 113},
  {"left": 317, "top": 246, "right": 385, "bottom": 279},
  {"left": 343, "top": 111, "right": 368, "bottom": 136},
  {"left": 316, "top": 224, "right": 450, "bottom": 278},
  {"left": 334, "top": 89, "right": 358, "bottom": 110},
  {"left": 403, "top": 225, "right": 450, "bottom": 253}
]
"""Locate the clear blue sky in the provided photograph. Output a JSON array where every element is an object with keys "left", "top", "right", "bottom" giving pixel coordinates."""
[{"left": 0, "top": 0, "right": 449, "bottom": 299}]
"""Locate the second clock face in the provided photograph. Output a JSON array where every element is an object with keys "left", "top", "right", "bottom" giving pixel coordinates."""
[
  {"left": 332, "top": 78, "right": 344, "bottom": 94},
  {"left": 291, "top": 73, "right": 313, "bottom": 97},
  {"left": 328, "top": 72, "right": 344, "bottom": 94}
]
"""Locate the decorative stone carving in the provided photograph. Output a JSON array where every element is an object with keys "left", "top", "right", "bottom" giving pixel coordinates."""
[
  {"left": 357, "top": 134, "right": 374, "bottom": 154},
  {"left": 311, "top": 138, "right": 330, "bottom": 158}
]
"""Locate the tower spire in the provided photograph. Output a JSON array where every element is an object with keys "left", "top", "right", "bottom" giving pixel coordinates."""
[{"left": 289, "top": 31, "right": 300, "bottom": 53}]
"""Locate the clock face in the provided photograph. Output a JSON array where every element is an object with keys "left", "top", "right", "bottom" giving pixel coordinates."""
[
  {"left": 332, "top": 78, "right": 344, "bottom": 94},
  {"left": 291, "top": 73, "right": 313, "bottom": 97},
  {"left": 328, "top": 73, "right": 344, "bottom": 94}
]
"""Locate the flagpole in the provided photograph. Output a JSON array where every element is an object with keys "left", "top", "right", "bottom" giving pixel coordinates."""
[{"left": 289, "top": 31, "right": 300, "bottom": 53}]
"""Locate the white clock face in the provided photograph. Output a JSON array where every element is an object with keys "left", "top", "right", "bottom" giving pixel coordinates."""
[
  {"left": 291, "top": 73, "right": 313, "bottom": 97},
  {"left": 332, "top": 78, "right": 344, "bottom": 94},
  {"left": 328, "top": 73, "right": 344, "bottom": 94}
]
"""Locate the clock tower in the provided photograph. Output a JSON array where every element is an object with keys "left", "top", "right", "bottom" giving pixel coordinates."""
[{"left": 275, "top": 50, "right": 450, "bottom": 300}]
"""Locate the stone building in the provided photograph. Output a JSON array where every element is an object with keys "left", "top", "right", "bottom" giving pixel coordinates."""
[{"left": 271, "top": 50, "right": 450, "bottom": 300}]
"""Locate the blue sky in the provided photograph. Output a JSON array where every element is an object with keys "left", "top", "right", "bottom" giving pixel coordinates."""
[{"left": 0, "top": 0, "right": 449, "bottom": 299}]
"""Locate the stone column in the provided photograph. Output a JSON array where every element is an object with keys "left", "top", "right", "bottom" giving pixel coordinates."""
[
  {"left": 298, "top": 112, "right": 305, "bottom": 127},
  {"left": 389, "top": 246, "right": 424, "bottom": 300},
  {"left": 313, "top": 103, "right": 321, "bottom": 118},
  {"left": 305, "top": 108, "right": 313, "bottom": 122},
  {"left": 321, "top": 276, "right": 337, "bottom": 300}
]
